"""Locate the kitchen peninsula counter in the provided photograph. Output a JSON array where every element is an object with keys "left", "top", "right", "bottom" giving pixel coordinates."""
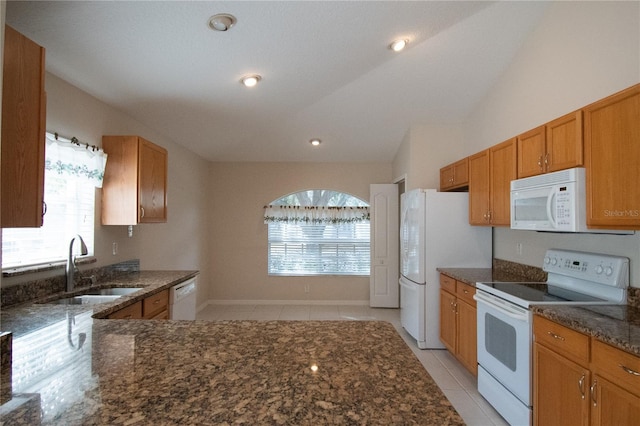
[{"left": 1, "top": 272, "right": 464, "bottom": 425}]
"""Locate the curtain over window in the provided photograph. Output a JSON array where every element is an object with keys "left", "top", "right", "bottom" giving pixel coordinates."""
[{"left": 2, "top": 133, "right": 106, "bottom": 269}]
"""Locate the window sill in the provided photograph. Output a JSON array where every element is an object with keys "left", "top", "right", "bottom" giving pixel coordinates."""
[{"left": 2, "top": 256, "right": 97, "bottom": 278}]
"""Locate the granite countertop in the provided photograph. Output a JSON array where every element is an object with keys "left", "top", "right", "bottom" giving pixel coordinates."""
[
  {"left": 533, "top": 304, "right": 640, "bottom": 356},
  {"left": 438, "top": 267, "right": 640, "bottom": 358},
  {"left": 1, "top": 271, "right": 199, "bottom": 338},
  {"left": 1, "top": 271, "right": 464, "bottom": 425}
]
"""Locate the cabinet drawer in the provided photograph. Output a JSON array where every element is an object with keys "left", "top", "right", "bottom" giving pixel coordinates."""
[
  {"left": 143, "top": 289, "right": 169, "bottom": 319},
  {"left": 592, "top": 339, "right": 640, "bottom": 395},
  {"left": 440, "top": 274, "right": 456, "bottom": 293},
  {"left": 108, "top": 301, "right": 143, "bottom": 319},
  {"left": 533, "top": 316, "right": 589, "bottom": 365},
  {"left": 455, "top": 282, "right": 476, "bottom": 306}
]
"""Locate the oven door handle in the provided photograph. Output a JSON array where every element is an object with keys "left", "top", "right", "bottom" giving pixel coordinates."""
[{"left": 474, "top": 291, "right": 530, "bottom": 322}]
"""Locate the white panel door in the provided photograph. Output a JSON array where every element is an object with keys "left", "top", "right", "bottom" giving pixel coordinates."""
[{"left": 369, "top": 184, "right": 399, "bottom": 308}]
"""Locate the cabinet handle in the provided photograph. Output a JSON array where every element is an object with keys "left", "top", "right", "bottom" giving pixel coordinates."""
[
  {"left": 544, "top": 153, "right": 549, "bottom": 168},
  {"left": 140, "top": 206, "right": 145, "bottom": 218},
  {"left": 547, "top": 331, "right": 565, "bottom": 341},
  {"left": 578, "top": 374, "right": 586, "bottom": 399},
  {"left": 537, "top": 155, "right": 543, "bottom": 170},
  {"left": 154, "top": 299, "right": 160, "bottom": 305},
  {"left": 42, "top": 201, "right": 47, "bottom": 217},
  {"left": 124, "top": 314, "right": 132, "bottom": 319},
  {"left": 463, "top": 289, "right": 469, "bottom": 294},
  {"left": 619, "top": 364, "right": 640, "bottom": 376},
  {"left": 590, "top": 379, "right": 597, "bottom": 407}
]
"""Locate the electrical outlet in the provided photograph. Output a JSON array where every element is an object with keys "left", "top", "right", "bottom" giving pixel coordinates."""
[
  {"left": 516, "top": 243, "right": 523, "bottom": 256},
  {"left": 112, "top": 242, "right": 118, "bottom": 255},
  {"left": 304, "top": 283, "right": 310, "bottom": 293}
]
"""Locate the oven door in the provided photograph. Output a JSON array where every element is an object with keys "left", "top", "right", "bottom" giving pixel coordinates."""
[{"left": 475, "top": 290, "right": 532, "bottom": 405}]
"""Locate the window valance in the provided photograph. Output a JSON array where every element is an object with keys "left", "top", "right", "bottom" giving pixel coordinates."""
[
  {"left": 45, "top": 132, "right": 108, "bottom": 188},
  {"left": 264, "top": 205, "right": 370, "bottom": 224}
]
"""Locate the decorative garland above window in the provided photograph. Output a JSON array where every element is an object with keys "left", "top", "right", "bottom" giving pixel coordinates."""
[
  {"left": 264, "top": 205, "right": 370, "bottom": 224},
  {"left": 45, "top": 132, "right": 108, "bottom": 188}
]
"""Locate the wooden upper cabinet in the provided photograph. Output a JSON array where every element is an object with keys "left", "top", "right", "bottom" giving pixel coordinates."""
[
  {"left": 468, "top": 149, "right": 490, "bottom": 225},
  {"left": 1, "top": 25, "right": 47, "bottom": 228},
  {"left": 545, "top": 111, "right": 583, "bottom": 173},
  {"left": 490, "top": 138, "right": 517, "bottom": 226},
  {"left": 517, "top": 111, "right": 583, "bottom": 178},
  {"left": 583, "top": 84, "right": 640, "bottom": 230},
  {"left": 102, "top": 136, "right": 168, "bottom": 225},
  {"left": 470, "top": 139, "right": 516, "bottom": 226},
  {"left": 440, "top": 157, "right": 469, "bottom": 191},
  {"left": 517, "top": 125, "right": 546, "bottom": 178}
]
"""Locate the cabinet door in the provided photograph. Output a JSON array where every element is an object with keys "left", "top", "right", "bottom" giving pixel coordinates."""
[
  {"left": 591, "top": 375, "right": 640, "bottom": 426},
  {"left": 456, "top": 299, "right": 477, "bottom": 376},
  {"left": 138, "top": 138, "right": 168, "bottom": 223},
  {"left": 533, "top": 343, "right": 590, "bottom": 426},
  {"left": 439, "top": 289, "right": 457, "bottom": 353},
  {"left": 489, "top": 138, "right": 517, "bottom": 226},
  {"left": 546, "top": 110, "right": 583, "bottom": 173},
  {"left": 517, "top": 125, "right": 546, "bottom": 178},
  {"left": 468, "top": 149, "right": 490, "bottom": 225},
  {"left": 108, "top": 301, "right": 143, "bottom": 319},
  {"left": 452, "top": 157, "right": 469, "bottom": 188},
  {"left": 1, "top": 25, "right": 46, "bottom": 227},
  {"left": 440, "top": 165, "right": 454, "bottom": 191},
  {"left": 584, "top": 84, "right": 640, "bottom": 229}
]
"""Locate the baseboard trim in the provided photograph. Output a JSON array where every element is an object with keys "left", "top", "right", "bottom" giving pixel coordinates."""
[{"left": 197, "top": 299, "right": 370, "bottom": 312}]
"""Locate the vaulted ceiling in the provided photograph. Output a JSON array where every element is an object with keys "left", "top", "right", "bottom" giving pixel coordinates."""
[{"left": 6, "top": 1, "right": 549, "bottom": 162}]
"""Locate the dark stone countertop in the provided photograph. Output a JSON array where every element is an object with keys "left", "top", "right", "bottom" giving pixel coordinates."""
[
  {"left": 437, "top": 267, "right": 640, "bottom": 358},
  {"left": 532, "top": 304, "right": 640, "bottom": 356},
  {"left": 0, "top": 271, "right": 463, "bottom": 425}
]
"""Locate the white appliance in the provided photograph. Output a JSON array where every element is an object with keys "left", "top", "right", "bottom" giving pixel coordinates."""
[
  {"left": 475, "top": 249, "right": 629, "bottom": 426},
  {"left": 170, "top": 277, "right": 197, "bottom": 320},
  {"left": 399, "top": 189, "right": 491, "bottom": 349}
]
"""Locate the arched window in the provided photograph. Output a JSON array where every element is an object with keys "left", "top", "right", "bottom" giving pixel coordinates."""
[{"left": 264, "top": 190, "right": 370, "bottom": 276}]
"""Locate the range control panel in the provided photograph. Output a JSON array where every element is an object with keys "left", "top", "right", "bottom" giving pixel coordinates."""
[{"left": 543, "top": 249, "right": 629, "bottom": 288}]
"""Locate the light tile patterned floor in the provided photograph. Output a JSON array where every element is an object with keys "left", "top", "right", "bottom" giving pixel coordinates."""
[{"left": 197, "top": 304, "right": 508, "bottom": 426}]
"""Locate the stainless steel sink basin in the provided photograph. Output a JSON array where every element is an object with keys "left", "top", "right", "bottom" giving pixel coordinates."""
[
  {"left": 83, "top": 287, "right": 143, "bottom": 296},
  {"left": 38, "top": 288, "right": 143, "bottom": 305},
  {"left": 43, "top": 295, "right": 122, "bottom": 305}
]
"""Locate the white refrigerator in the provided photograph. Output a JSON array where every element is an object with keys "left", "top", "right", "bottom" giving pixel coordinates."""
[{"left": 399, "top": 189, "right": 491, "bottom": 349}]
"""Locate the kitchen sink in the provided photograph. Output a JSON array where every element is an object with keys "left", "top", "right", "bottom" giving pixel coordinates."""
[
  {"left": 83, "top": 287, "right": 143, "bottom": 296},
  {"left": 38, "top": 287, "right": 143, "bottom": 305},
  {"left": 43, "top": 295, "right": 122, "bottom": 305}
]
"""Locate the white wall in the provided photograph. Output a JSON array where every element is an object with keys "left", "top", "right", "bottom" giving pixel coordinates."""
[{"left": 465, "top": 1, "right": 640, "bottom": 285}]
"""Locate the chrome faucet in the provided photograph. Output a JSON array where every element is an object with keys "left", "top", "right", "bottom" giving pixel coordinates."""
[{"left": 66, "top": 235, "right": 88, "bottom": 292}]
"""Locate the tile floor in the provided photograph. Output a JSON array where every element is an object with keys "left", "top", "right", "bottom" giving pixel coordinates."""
[{"left": 197, "top": 303, "right": 509, "bottom": 426}]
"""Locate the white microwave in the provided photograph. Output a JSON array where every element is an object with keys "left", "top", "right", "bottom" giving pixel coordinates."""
[{"left": 511, "top": 167, "right": 591, "bottom": 232}]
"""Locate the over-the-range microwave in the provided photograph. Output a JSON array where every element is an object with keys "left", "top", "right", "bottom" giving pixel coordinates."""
[{"left": 510, "top": 167, "right": 632, "bottom": 234}]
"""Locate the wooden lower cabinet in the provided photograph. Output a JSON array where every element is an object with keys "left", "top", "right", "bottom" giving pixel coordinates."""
[
  {"left": 533, "top": 315, "right": 640, "bottom": 426},
  {"left": 142, "top": 289, "right": 169, "bottom": 319},
  {"left": 107, "top": 290, "right": 169, "bottom": 320},
  {"left": 439, "top": 273, "right": 477, "bottom": 376},
  {"left": 108, "top": 301, "right": 143, "bottom": 319},
  {"left": 533, "top": 342, "right": 590, "bottom": 426}
]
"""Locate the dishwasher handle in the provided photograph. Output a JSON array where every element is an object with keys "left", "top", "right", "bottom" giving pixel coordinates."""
[{"left": 171, "top": 278, "right": 197, "bottom": 303}]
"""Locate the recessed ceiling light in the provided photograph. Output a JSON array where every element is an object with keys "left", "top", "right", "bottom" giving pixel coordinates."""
[
  {"left": 309, "top": 139, "right": 322, "bottom": 146},
  {"left": 208, "top": 13, "right": 237, "bottom": 31},
  {"left": 389, "top": 39, "right": 408, "bottom": 52},
  {"left": 240, "top": 74, "right": 262, "bottom": 87}
]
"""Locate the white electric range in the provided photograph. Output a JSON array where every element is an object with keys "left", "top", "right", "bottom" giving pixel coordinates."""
[{"left": 474, "top": 249, "right": 629, "bottom": 426}]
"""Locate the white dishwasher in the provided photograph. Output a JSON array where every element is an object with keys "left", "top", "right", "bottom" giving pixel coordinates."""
[{"left": 169, "top": 277, "right": 197, "bottom": 320}]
